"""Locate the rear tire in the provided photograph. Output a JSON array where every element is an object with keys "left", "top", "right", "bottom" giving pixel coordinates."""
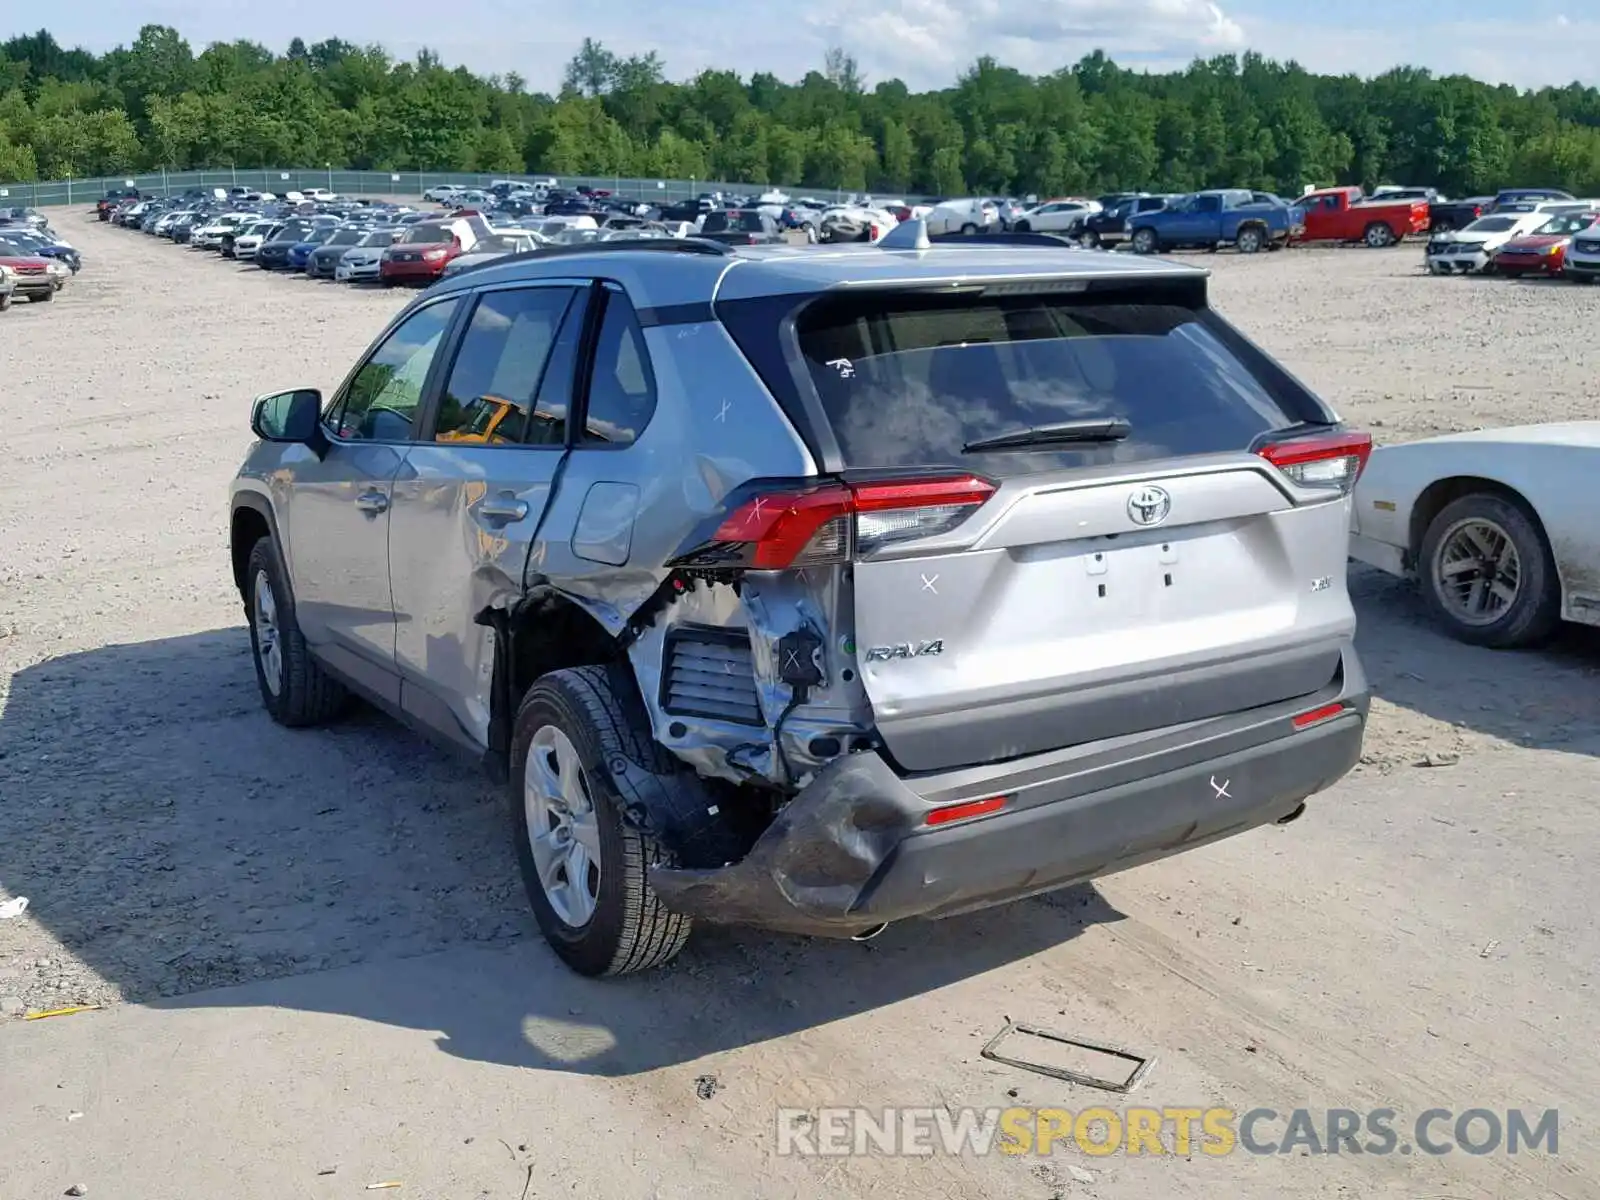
[
  {"left": 1013, "top": 220, "right": 1031, "bottom": 233},
  {"left": 1418, "top": 493, "right": 1561, "bottom": 649},
  {"left": 960, "top": 223, "right": 978, "bottom": 235},
  {"left": 1236, "top": 225, "right": 1265, "bottom": 254},
  {"left": 1364, "top": 222, "right": 1396, "bottom": 248},
  {"left": 510, "top": 666, "right": 702, "bottom": 977},
  {"left": 244, "top": 538, "right": 350, "bottom": 726}
]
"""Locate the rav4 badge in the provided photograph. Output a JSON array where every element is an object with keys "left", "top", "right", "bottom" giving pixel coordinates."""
[{"left": 864, "top": 640, "right": 945, "bottom": 663}]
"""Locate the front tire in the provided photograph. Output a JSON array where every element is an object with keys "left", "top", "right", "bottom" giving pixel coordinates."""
[
  {"left": 510, "top": 666, "right": 695, "bottom": 977},
  {"left": 959, "top": 223, "right": 978, "bottom": 235},
  {"left": 1419, "top": 493, "right": 1561, "bottom": 649},
  {"left": 1130, "top": 227, "right": 1158, "bottom": 254},
  {"left": 1013, "top": 220, "right": 1031, "bottom": 233},
  {"left": 244, "top": 538, "right": 350, "bottom": 726}
]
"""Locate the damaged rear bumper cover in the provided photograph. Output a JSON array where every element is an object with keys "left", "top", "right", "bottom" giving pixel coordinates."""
[{"left": 647, "top": 707, "right": 1366, "bottom": 938}]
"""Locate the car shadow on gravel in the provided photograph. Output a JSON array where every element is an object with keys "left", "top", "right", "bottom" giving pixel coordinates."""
[
  {"left": 1351, "top": 566, "right": 1600, "bottom": 756},
  {"left": 0, "top": 629, "right": 1124, "bottom": 1073}
]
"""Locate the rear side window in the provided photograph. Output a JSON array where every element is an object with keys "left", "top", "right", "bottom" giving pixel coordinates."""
[{"left": 789, "top": 287, "right": 1299, "bottom": 476}]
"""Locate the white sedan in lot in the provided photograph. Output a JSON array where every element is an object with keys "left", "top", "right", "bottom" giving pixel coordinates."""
[{"left": 1349, "top": 422, "right": 1600, "bottom": 647}]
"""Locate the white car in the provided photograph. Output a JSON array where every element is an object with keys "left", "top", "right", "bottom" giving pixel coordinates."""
[
  {"left": 441, "top": 230, "right": 545, "bottom": 276},
  {"left": 190, "top": 213, "right": 257, "bottom": 249},
  {"left": 1426, "top": 204, "right": 1580, "bottom": 273},
  {"left": 922, "top": 197, "right": 1000, "bottom": 236},
  {"left": 234, "top": 221, "right": 282, "bottom": 260},
  {"left": 423, "top": 184, "right": 463, "bottom": 202},
  {"left": 1565, "top": 224, "right": 1600, "bottom": 281},
  {"left": 1013, "top": 199, "right": 1100, "bottom": 235},
  {"left": 1350, "top": 422, "right": 1600, "bottom": 646},
  {"left": 334, "top": 228, "right": 403, "bottom": 282}
]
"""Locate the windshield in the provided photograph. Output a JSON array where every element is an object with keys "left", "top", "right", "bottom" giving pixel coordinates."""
[
  {"left": 1534, "top": 213, "right": 1599, "bottom": 236},
  {"left": 358, "top": 231, "right": 394, "bottom": 247},
  {"left": 327, "top": 228, "right": 364, "bottom": 246},
  {"left": 1464, "top": 216, "right": 1519, "bottom": 233},
  {"left": 479, "top": 235, "right": 526, "bottom": 253},
  {"left": 403, "top": 223, "right": 453, "bottom": 244},
  {"left": 786, "top": 286, "right": 1298, "bottom": 476},
  {"left": 302, "top": 227, "right": 336, "bottom": 245}
]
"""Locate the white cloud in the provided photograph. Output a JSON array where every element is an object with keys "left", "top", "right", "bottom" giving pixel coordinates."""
[
  {"left": 51, "top": 2, "right": 1600, "bottom": 93},
  {"left": 805, "top": 0, "right": 1244, "bottom": 86}
]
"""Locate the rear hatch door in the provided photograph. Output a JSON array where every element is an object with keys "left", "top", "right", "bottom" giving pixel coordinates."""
[{"left": 789, "top": 277, "right": 1362, "bottom": 773}]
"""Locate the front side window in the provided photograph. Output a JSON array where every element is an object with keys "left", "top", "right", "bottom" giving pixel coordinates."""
[
  {"left": 330, "top": 299, "right": 460, "bottom": 442},
  {"left": 434, "top": 287, "right": 581, "bottom": 446}
]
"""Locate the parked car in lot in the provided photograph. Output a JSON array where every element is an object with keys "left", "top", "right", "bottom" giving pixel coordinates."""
[
  {"left": 0, "top": 262, "right": 14, "bottom": 311},
  {"left": 306, "top": 226, "right": 372, "bottom": 278},
  {"left": 1129, "top": 189, "right": 1299, "bottom": 254},
  {"left": 921, "top": 197, "right": 1000, "bottom": 236},
  {"left": 1082, "top": 194, "right": 1170, "bottom": 247},
  {"left": 694, "top": 209, "right": 785, "bottom": 245},
  {"left": 1490, "top": 210, "right": 1600, "bottom": 277},
  {"left": 256, "top": 218, "right": 336, "bottom": 270},
  {"left": 1427, "top": 196, "right": 1494, "bottom": 232},
  {"left": 227, "top": 229, "right": 1370, "bottom": 977},
  {"left": 1424, "top": 211, "right": 1549, "bottom": 273},
  {"left": 378, "top": 215, "right": 490, "bottom": 284},
  {"left": 234, "top": 220, "right": 284, "bottom": 262},
  {"left": 1011, "top": 199, "right": 1098, "bottom": 236},
  {"left": 287, "top": 225, "right": 341, "bottom": 271},
  {"left": 440, "top": 230, "right": 546, "bottom": 277},
  {"left": 97, "top": 187, "right": 140, "bottom": 220},
  {"left": 334, "top": 228, "right": 403, "bottom": 282},
  {"left": 0, "top": 248, "right": 61, "bottom": 301},
  {"left": 1562, "top": 225, "right": 1600, "bottom": 281},
  {"left": 1297, "top": 186, "right": 1429, "bottom": 247},
  {"left": 0, "top": 228, "right": 80, "bottom": 274},
  {"left": 1350, "top": 422, "right": 1600, "bottom": 647}
]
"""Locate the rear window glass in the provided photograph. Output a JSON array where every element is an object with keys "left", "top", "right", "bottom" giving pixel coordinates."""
[{"left": 791, "top": 288, "right": 1298, "bottom": 475}]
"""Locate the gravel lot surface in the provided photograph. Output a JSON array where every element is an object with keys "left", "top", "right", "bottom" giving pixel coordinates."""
[{"left": 1, "top": 217, "right": 1597, "bottom": 1199}]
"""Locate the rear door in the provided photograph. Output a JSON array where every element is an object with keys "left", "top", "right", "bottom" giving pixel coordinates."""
[
  {"left": 387, "top": 279, "right": 591, "bottom": 750},
  {"left": 789, "top": 280, "right": 1360, "bottom": 773}
]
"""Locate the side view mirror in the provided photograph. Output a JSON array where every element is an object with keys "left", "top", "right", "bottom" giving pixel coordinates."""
[{"left": 251, "top": 388, "right": 325, "bottom": 449}]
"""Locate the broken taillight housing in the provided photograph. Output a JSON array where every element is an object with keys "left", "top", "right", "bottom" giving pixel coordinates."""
[
  {"left": 669, "top": 475, "right": 997, "bottom": 571},
  {"left": 1255, "top": 431, "right": 1372, "bottom": 494}
]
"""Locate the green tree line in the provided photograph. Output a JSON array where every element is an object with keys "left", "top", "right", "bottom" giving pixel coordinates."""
[{"left": 4, "top": 25, "right": 1600, "bottom": 198}]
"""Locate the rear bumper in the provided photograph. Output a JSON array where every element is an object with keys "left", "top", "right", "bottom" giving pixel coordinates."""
[{"left": 650, "top": 667, "right": 1369, "bottom": 937}]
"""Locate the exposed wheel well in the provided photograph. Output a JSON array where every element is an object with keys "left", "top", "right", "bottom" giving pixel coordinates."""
[
  {"left": 230, "top": 507, "right": 271, "bottom": 597},
  {"left": 1407, "top": 476, "right": 1545, "bottom": 567},
  {"left": 483, "top": 592, "right": 626, "bottom": 775}
]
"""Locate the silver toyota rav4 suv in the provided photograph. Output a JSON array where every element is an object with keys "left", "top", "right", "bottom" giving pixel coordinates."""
[{"left": 228, "top": 224, "right": 1370, "bottom": 977}]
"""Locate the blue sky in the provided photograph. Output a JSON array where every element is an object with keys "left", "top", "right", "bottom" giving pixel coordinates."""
[{"left": 25, "top": 0, "right": 1600, "bottom": 92}]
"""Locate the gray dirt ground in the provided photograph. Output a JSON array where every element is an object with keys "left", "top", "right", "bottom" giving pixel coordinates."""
[{"left": 1, "top": 214, "right": 1597, "bottom": 1199}]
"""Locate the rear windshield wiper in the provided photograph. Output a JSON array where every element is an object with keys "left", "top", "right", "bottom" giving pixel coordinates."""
[{"left": 962, "top": 418, "right": 1132, "bottom": 454}]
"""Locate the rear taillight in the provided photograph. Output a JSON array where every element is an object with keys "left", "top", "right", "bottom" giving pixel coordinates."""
[
  {"left": 1256, "top": 431, "right": 1372, "bottom": 494},
  {"left": 669, "top": 475, "right": 996, "bottom": 571}
]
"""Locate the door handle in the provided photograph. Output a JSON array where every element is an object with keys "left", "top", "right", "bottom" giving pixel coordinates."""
[
  {"left": 355, "top": 490, "right": 389, "bottom": 515},
  {"left": 478, "top": 496, "right": 529, "bottom": 523}
]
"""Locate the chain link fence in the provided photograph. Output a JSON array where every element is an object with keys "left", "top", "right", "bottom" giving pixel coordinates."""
[{"left": 0, "top": 168, "right": 873, "bottom": 209}]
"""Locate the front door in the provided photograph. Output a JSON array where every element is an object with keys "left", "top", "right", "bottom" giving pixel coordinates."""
[
  {"left": 388, "top": 282, "right": 591, "bottom": 749},
  {"left": 285, "top": 295, "right": 463, "bottom": 703}
]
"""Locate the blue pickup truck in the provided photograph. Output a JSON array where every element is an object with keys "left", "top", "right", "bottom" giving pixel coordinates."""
[{"left": 1127, "top": 189, "right": 1304, "bottom": 255}]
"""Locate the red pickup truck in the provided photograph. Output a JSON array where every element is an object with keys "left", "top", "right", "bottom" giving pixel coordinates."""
[{"left": 1296, "top": 186, "right": 1430, "bottom": 247}]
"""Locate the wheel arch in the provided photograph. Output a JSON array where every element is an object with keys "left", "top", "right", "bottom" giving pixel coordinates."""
[
  {"left": 1407, "top": 475, "right": 1547, "bottom": 568},
  {"left": 230, "top": 492, "right": 281, "bottom": 599},
  {"left": 482, "top": 590, "right": 630, "bottom": 776}
]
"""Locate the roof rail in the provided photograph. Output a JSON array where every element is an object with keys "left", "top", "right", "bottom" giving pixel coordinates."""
[
  {"left": 441, "top": 235, "right": 734, "bottom": 281},
  {"left": 928, "top": 231, "right": 1083, "bottom": 248}
]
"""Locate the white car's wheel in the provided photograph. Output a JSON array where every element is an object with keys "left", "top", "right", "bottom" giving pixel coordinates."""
[{"left": 1419, "top": 493, "right": 1561, "bottom": 648}]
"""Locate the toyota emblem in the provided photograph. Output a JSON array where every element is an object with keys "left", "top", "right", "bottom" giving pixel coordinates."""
[{"left": 1127, "top": 485, "right": 1172, "bottom": 527}]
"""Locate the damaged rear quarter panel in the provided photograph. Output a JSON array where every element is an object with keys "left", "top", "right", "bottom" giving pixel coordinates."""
[{"left": 538, "top": 320, "right": 873, "bottom": 781}]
